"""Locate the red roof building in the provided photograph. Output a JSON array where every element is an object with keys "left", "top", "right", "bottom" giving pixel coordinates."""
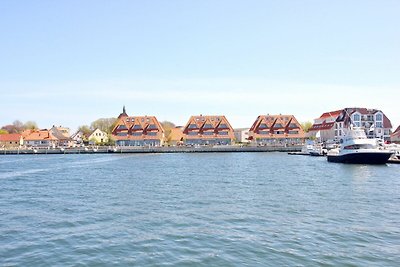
[
  {"left": 0, "top": 134, "right": 23, "bottom": 148},
  {"left": 248, "top": 115, "right": 306, "bottom": 145},
  {"left": 181, "top": 115, "right": 235, "bottom": 145},
  {"left": 391, "top": 125, "right": 400, "bottom": 143},
  {"left": 23, "top": 129, "right": 59, "bottom": 148},
  {"left": 310, "top": 108, "right": 392, "bottom": 141},
  {"left": 111, "top": 107, "right": 164, "bottom": 146}
]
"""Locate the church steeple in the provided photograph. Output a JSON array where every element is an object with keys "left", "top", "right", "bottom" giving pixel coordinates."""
[{"left": 118, "top": 105, "right": 128, "bottom": 118}]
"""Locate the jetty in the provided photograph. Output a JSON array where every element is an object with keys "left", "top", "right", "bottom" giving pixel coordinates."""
[{"left": 1, "top": 145, "right": 302, "bottom": 155}]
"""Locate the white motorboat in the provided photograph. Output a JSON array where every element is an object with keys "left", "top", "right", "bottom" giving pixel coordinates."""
[{"left": 327, "top": 127, "right": 393, "bottom": 164}]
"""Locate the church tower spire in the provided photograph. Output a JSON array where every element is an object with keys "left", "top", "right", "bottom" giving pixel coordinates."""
[{"left": 118, "top": 105, "right": 128, "bottom": 118}]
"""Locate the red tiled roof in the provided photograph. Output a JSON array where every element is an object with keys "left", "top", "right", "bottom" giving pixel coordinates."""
[
  {"left": 182, "top": 115, "right": 235, "bottom": 140},
  {"left": 394, "top": 125, "right": 400, "bottom": 134},
  {"left": 249, "top": 114, "right": 306, "bottom": 139},
  {"left": 24, "top": 130, "right": 58, "bottom": 141},
  {"left": 319, "top": 110, "right": 342, "bottom": 119},
  {"left": 309, "top": 121, "right": 335, "bottom": 131},
  {"left": 0, "top": 134, "right": 22, "bottom": 142}
]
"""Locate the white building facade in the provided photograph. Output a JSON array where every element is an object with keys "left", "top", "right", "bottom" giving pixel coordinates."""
[{"left": 310, "top": 108, "right": 392, "bottom": 142}]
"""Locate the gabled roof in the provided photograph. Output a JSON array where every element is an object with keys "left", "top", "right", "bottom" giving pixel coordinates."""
[
  {"left": 392, "top": 125, "right": 400, "bottom": 137},
  {"left": 249, "top": 115, "right": 303, "bottom": 132},
  {"left": 85, "top": 128, "right": 107, "bottom": 139},
  {"left": 249, "top": 114, "right": 305, "bottom": 139},
  {"left": 311, "top": 108, "right": 393, "bottom": 131},
  {"left": 309, "top": 121, "right": 335, "bottom": 131},
  {"left": 50, "top": 127, "right": 72, "bottom": 141},
  {"left": 183, "top": 115, "right": 234, "bottom": 133},
  {"left": 0, "top": 133, "right": 22, "bottom": 142},
  {"left": 23, "top": 129, "right": 58, "bottom": 141},
  {"left": 319, "top": 110, "right": 342, "bottom": 119}
]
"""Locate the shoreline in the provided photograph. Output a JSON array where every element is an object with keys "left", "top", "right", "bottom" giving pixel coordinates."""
[{"left": 0, "top": 145, "right": 302, "bottom": 155}]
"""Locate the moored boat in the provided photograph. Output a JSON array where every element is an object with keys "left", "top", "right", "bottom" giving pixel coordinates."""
[{"left": 327, "top": 127, "right": 393, "bottom": 164}]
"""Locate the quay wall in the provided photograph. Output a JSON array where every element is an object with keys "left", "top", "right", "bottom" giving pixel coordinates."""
[{"left": 0, "top": 146, "right": 302, "bottom": 155}]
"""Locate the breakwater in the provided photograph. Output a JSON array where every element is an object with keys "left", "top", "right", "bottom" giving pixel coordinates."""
[{"left": 1, "top": 145, "right": 302, "bottom": 155}]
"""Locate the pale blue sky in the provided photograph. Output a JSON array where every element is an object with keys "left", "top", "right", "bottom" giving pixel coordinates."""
[{"left": 1, "top": 0, "right": 399, "bottom": 131}]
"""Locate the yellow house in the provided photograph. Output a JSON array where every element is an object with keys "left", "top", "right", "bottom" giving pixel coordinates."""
[{"left": 86, "top": 128, "right": 109, "bottom": 144}]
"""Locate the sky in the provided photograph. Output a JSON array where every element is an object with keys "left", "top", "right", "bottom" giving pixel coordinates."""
[{"left": 1, "top": 0, "right": 399, "bottom": 131}]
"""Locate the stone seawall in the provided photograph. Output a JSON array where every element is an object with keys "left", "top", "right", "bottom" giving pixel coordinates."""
[{"left": 1, "top": 146, "right": 302, "bottom": 155}]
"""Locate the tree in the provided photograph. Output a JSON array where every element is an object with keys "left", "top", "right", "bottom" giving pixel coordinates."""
[
  {"left": 24, "top": 121, "right": 38, "bottom": 130},
  {"left": 78, "top": 125, "right": 92, "bottom": 136},
  {"left": 1, "top": 120, "right": 24, "bottom": 133},
  {"left": 0, "top": 129, "right": 8, "bottom": 134},
  {"left": 90, "top": 118, "right": 117, "bottom": 134},
  {"left": 161, "top": 121, "right": 176, "bottom": 143},
  {"left": 301, "top": 121, "right": 313, "bottom": 133}
]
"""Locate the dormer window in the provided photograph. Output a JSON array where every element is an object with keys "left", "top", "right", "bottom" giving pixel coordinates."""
[{"left": 259, "top": 123, "right": 268, "bottom": 129}]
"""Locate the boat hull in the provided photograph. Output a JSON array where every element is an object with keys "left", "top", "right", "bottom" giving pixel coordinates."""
[{"left": 327, "top": 152, "right": 392, "bottom": 164}]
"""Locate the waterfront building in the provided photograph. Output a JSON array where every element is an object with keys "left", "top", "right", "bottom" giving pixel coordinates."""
[
  {"left": 309, "top": 108, "right": 392, "bottom": 142},
  {"left": 0, "top": 133, "right": 23, "bottom": 148},
  {"left": 86, "top": 128, "right": 109, "bottom": 145},
  {"left": 50, "top": 125, "right": 73, "bottom": 147},
  {"left": 391, "top": 125, "right": 400, "bottom": 143},
  {"left": 70, "top": 131, "right": 85, "bottom": 146},
  {"left": 22, "top": 129, "right": 59, "bottom": 148},
  {"left": 112, "top": 107, "right": 164, "bottom": 146},
  {"left": 234, "top": 128, "right": 250, "bottom": 144},
  {"left": 248, "top": 115, "right": 306, "bottom": 146},
  {"left": 182, "top": 115, "right": 235, "bottom": 145}
]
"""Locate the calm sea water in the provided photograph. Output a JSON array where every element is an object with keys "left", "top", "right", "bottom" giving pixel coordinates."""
[{"left": 0, "top": 153, "right": 399, "bottom": 266}]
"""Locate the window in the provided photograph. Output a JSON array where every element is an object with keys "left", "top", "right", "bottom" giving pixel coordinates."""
[
  {"left": 188, "top": 124, "right": 197, "bottom": 129},
  {"left": 219, "top": 131, "right": 229, "bottom": 135},
  {"left": 147, "top": 132, "right": 157, "bottom": 136},
  {"left": 218, "top": 124, "right": 228, "bottom": 129},
  {"left": 376, "top": 121, "right": 383, "bottom": 128},
  {"left": 259, "top": 131, "right": 268, "bottom": 135},
  {"left": 203, "top": 124, "right": 213, "bottom": 129},
  {"left": 353, "top": 114, "right": 361, "bottom": 122},
  {"left": 259, "top": 123, "right": 268, "bottom": 129},
  {"left": 132, "top": 132, "right": 142, "bottom": 136},
  {"left": 274, "top": 123, "right": 283, "bottom": 128},
  {"left": 288, "top": 131, "right": 298, "bottom": 134},
  {"left": 148, "top": 124, "right": 157, "bottom": 130},
  {"left": 118, "top": 133, "right": 127, "bottom": 136},
  {"left": 289, "top": 123, "right": 298, "bottom": 128},
  {"left": 118, "top": 125, "right": 128, "bottom": 130},
  {"left": 376, "top": 113, "right": 383, "bottom": 121},
  {"left": 133, "top": 125, "right": 142, "bottom": 129},
  {"left": 188, "top": 131, "right": 198, "bottom": 136},
  {"left": 203, "top": 132, "right": 213, "bottom": 135}
]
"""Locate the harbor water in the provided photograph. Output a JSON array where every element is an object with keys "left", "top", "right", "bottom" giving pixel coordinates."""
[{"left": 1, "top": 153, "right": 399, "bottom": 266}]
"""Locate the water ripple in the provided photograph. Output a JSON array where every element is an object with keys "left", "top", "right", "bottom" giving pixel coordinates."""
[{"left": 0, "top": 153, "right": 399, "bottom": 266}]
